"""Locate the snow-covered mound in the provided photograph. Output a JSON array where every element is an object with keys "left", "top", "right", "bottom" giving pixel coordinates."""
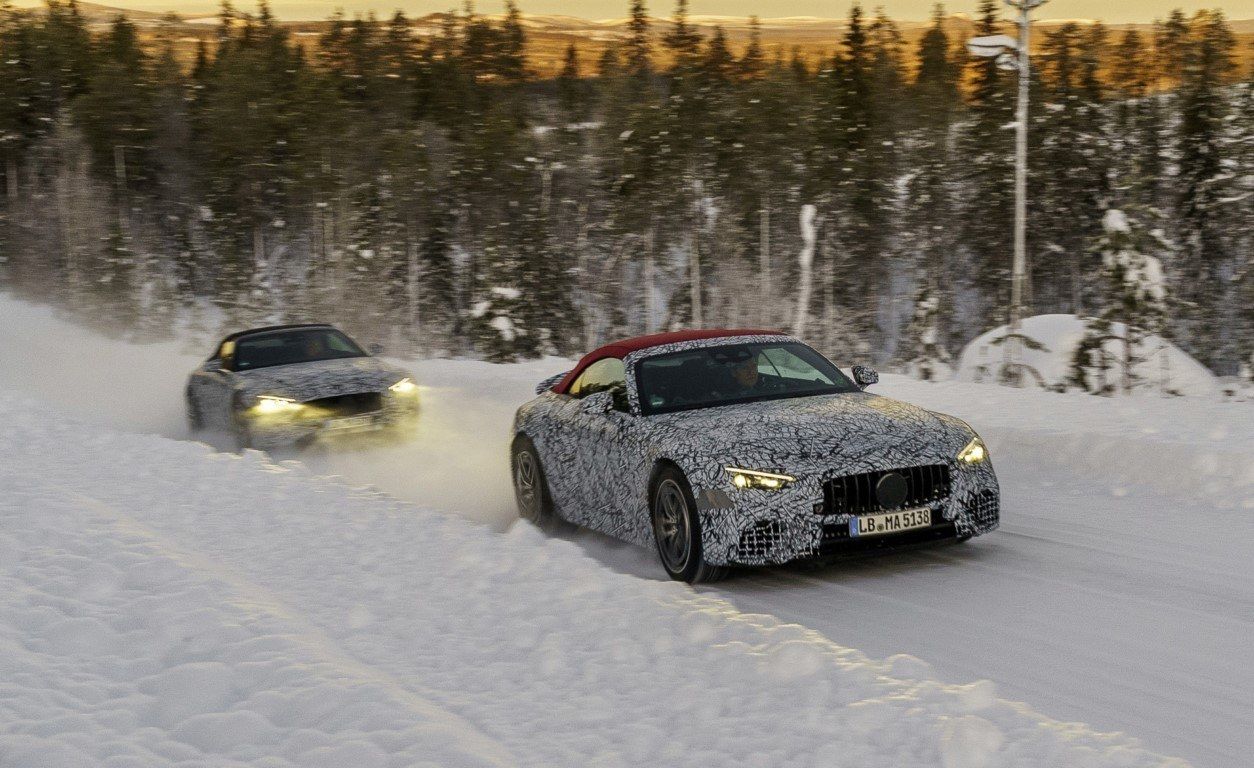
[
  {"left": 957, "top": 314, "right": 1220, "bottom": 398},
  {"left": 0, "top": 391, "right": 1191, "bottom": 768}
]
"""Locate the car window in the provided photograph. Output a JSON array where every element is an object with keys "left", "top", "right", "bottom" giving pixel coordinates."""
[
  {"left": 234, "top": 328, "right": 367, "bottom": 370},
  {"left": 569, "top": 358, "right": 628, "bottom": 409},
  {"left": 637, "top": 342, "right": 857, "bottom": 415},
  {"left": 759, "top": 346, "right": 839, "bottom": 384}
]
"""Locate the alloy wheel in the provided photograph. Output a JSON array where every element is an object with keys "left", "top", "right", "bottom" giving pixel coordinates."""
[
  {"left": 654, "top": 479, "right": 692, "bottom": 572},
  {"left": 515, "top": 449, "right": 540, "bottom": 521}
]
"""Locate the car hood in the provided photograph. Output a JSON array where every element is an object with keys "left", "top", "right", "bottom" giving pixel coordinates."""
[
  {"left": 647, "top": 392, "right": 973, "bottom": 475},
  {"left": 234, "top": 357, "right": 406, "bottom": 402}
]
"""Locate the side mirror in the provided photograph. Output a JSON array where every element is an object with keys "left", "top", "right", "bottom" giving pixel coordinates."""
[
  {"left": 536, "top": 371, "right": 569, "bottom": 396},
  {"left": 368, "top": 343, "right": 385, "bottom": 355},
  {"left": 852, "top": 365, "right": 879, "bottom": 389},
  {"left": 580, "top": 390, "right": 615, "bottom": 415}
]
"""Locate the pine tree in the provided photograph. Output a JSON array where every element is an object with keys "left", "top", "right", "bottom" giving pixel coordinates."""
[
  {"left": 902, "top": 4, "right": 962, "bottom": 357},
  {"left": 557, "top": 42, "right": 588, "bottom": 119},
  {"left": 625, "top": 0, "right": 651, "bottom": 79},
  {"left": 1035, "top": 21, "right": 1111, "bottom": 315},
  {"left": 75, "top": 16, "right": 156, "bottom": 189},
  {"left": 1154, "top": 9, "right": 1189, "bottom": 89},
  {"left": 904, "top": 281, "right": 953, "bottom": 381},
  {"left": 1175, "top": 10, "right": 1237, "bottom": 373},
  {"left": 664, "top": 0, "right": 702, "bottom": 72},
  {"left": 958, "top": 0, "right": 1014, "bottom": 337},
  {"left": 1070, "top": 208, "right": 1170, "bottom": 395},
  {"left": 738, "top": 16, "right": 765, "bottom": 79}
]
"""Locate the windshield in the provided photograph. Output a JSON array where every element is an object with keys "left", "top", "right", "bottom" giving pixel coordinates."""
[
  {"left": 232, "top": 328, "right": 366, "bottom": 371},
  {"left": 636, "top": 341, "right": 859, "bottom": 415}
]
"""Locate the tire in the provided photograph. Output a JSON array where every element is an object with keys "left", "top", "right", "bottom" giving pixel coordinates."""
[
  {"left": 511, "top": 436, "right": 565, "bottom": 532},
  {"left": 186, "top": 391, "right": 203, "bottom": 433},
  {"left": 650, "top": 466, "right": 728, "bottom": 584},
  {"left": 232, "top": 418, "right": 253, "bottom": 452}
]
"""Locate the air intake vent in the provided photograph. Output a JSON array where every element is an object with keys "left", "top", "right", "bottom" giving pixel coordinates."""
[
  {"left": 737, "top": 520, "right": 786, "bottom": 563},
  {"left": 966, "top": 490, "right": 999, "bottom": 527}
]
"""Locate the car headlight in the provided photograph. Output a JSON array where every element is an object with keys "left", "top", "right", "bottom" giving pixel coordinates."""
[
  {"left": 725, "top": 467, "right": 796, "bottom": 490},
  {"left": 389, "top": 377, "right": 418, "bottom": 395},
  {"left": 957, "top": 436, "right": 988, "bottom": 464},
  {"left": 253, "top": 395, "right": 302, "bottom": 415}
]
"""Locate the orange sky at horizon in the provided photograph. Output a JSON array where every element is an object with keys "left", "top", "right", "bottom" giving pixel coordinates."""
[{"left": 12, "top": 0, "right": 1254, "bottom": 23}]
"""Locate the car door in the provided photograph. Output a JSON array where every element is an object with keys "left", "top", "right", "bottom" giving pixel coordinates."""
[{"left": 561, "top": 358, "right": 641, "bottom": 535}]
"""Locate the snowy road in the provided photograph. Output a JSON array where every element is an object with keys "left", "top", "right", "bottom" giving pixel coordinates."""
[{"left": 3, "top": 296, "right": 1252, "bottom": 767}]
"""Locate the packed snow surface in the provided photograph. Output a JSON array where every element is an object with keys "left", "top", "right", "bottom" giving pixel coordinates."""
[
  {"left": 3, "top": 294, "right": 1253, "bottom": 767},
  {"left": 957, "top": 313, "right": 1221, "bottom": 398}
]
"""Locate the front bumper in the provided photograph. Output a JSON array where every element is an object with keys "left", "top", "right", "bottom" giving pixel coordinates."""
[
  {"left": 695, "top": 460, "right": 1000, "bottom": 567},
  {"left": 240, "top": 394, "right": 419, "bottom": 449}
]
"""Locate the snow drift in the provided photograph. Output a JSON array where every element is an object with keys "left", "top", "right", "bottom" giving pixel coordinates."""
[{"left": 956, "top": 313, "right": 1220, "bottom": 398}]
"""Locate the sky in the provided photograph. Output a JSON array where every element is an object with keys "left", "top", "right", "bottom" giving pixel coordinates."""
[{"left": 27, "top": 0, "right": 1254, "bottom": 23}]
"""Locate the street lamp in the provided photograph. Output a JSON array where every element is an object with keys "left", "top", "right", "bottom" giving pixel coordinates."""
[{"left": 968, "top": 0, "right": 1046, "bottom": 386}]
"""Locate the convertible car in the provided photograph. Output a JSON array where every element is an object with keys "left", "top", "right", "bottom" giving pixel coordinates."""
[
  {"left": 511, "top": 329, "right": 999, "bottom": 583},
  {"left": 186, "top": 323, "right": 419, "bottom": 450}
]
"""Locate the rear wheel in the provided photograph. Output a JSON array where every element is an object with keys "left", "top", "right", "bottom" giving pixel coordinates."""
[
  {"left": 651, "top": 467, "right": 728, "bottom": 584},
  {"left": 511, "top": 436, "right": 564, "bottom": 532}
]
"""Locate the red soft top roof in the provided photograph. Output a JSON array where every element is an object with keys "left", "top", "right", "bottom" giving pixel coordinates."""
[{"left": 553, "top": 328, "right": 784, "bottom": 394}]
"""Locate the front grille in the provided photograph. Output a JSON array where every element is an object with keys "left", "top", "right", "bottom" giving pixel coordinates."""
[
  {"left": 307, "top": 392, "right": 383, "bottom": 418},
  {"left": 822, "top": 465, "right": 950, "bottom": 516}
]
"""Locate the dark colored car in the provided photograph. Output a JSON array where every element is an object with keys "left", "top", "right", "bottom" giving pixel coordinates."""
[{"left": 186, "top": 324, "right": 419, "bottom": 450}]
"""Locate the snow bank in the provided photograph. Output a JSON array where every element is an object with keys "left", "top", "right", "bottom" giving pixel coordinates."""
[
  {"left": 877, "top": 372, "right": 1253, "bottom": 511},
  {"left": 957, "top": 314, "right": 1221, "bottom": 398}
]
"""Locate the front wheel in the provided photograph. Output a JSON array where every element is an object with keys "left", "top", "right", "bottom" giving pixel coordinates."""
[
  {"left": 511, "top": 436, "right": 565, "bottom": 532},
  {"left": 651, "top": 467, "right": 728, "bottom": 584},
  {"left": 186, "top": 391, "right": 204, "bottom": 433}
]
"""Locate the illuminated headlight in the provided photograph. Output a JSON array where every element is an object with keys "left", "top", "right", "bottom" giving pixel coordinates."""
[
  {"left": 957, "top": 436, "right": 988, "bottom": 465},
  {"left": 389, "top": 377, "right": 418, "bottom": 395},
  {"left": 254, "top": 395, "right": 301, "bottom": 415},
  {"left": 725, "top": 467, "right": 796, "bottom": 490}
]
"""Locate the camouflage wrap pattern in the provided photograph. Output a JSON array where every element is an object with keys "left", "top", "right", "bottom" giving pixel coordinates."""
[
  {"left": 514, "top": 335, "right": 999, "bottom": 567},
  {"left": 187, "top": 356, "right": 418, "bottom": 449}
]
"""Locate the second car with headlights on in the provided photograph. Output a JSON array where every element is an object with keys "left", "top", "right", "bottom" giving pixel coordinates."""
[
  {"left": 511, "top": 330, "right": 999, "bottom": 583},
  {"left": 186, "top": 323, "right": 419, "bottom": 450}
]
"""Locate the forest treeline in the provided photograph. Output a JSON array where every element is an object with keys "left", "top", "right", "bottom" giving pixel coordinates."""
[{"left": 0, "top": 0, "right": 1249, "bottom": 378}]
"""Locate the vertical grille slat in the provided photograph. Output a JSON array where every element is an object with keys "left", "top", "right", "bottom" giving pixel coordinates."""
[{"left": 821, "top": 465, "right": 951, "bottom": 516}]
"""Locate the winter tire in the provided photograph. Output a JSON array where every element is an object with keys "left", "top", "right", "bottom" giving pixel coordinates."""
[
  {"left": 512, "top": 436, "right": 564, "bottom": 532},
  {"left": 232, "top": 419, "right": 254, "bottom": 453},
  {"left": 186, "top": 392, "right": 204, "bottom": 433},
  {"left": 651, "top": 466, "right": 728, "bottom": 584}
]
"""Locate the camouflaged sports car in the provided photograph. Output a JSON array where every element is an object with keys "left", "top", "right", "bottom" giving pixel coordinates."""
[
  {"left": 186, "top": 324, "right": 419, "bottom": 451},
  {"left": 511, "top": 329, "right": 1000, "bottom": 583}
]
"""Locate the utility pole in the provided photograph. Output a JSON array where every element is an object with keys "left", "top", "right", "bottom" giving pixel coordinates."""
[{"left": 968, "top": 0, "right": 1045, "bottom": 385}]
